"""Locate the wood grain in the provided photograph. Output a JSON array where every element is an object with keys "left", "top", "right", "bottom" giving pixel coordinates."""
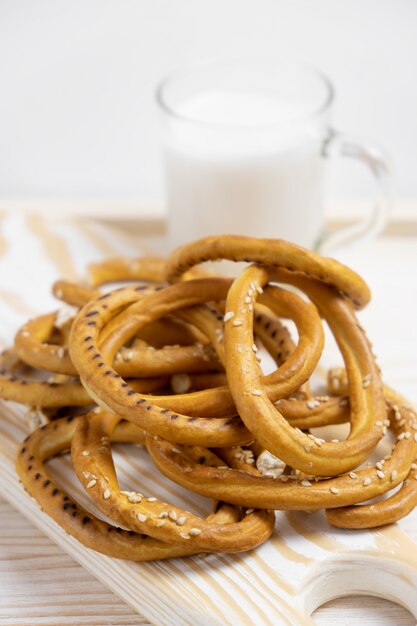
[{"left": 1, "top": 498, "right": 415, "bottom": 626}]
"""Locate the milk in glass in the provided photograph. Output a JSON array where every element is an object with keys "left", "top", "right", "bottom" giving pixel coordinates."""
[{"left": 163, "top": 91, "right": 325, "bottom": 250}]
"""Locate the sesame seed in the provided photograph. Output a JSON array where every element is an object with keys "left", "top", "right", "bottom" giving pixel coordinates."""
[
  {"left": 128, "top": 494, "right": 142, "bottom": 503},
  {"left": 252, "top": 343, "right": 258, "bottom": 353},
  {"left": 147, "top": 497, "right": 157, "bottom": 502},
  {"left": 375, "top": 421, "right": 383, "bottom": 427},
  {"left": 398, "top": 433, "right": 405, "bottom": 440},
  {"left": 376, "top": 462, "right": 383, "bottom": 470},
  {"left": 168, "top": 510, "right": 177, "bottom": 521},
  {"left": 256, "top": 286, "right": 263, "bottom": 294},
  {"left": 137, "top": 513, "right": 147, "bottom": 522},
  {"left": 180, "top": 533, "right": 190, "bottom": 539},
  {"left": 349, "top": 472, "right": 358, "bottom": 479},
  {"left": 339, "top": 398, "right": 348, "bottom": 407},
  {"left": 391, "top": 470, "right": 398, "bottom": 481},
  {"left": 363, "top": 478, "right": 372, "bottom": 486},
  {"left": 223, "top": 311, "right": 235, "bottom": 322},
  {"left": 404, "top": 432, "right": 411, "bottom": 440},
  {"left": 158, "top": 511, "right": 168, "bottom": 518},
  {"left": 232, "top": 319, "right": 242, "bottom": 327},
  {"left": 301, "top": 480, "right": 312, "bottom": 487},
  {"left": 156, "top": 520, "right": 165, "bottom": 527},
  {"left": 57, "top": 346, "right": 65, "bottom": 359},
  {"left": 81, "top": 450, "right": 90, "bottom": 456},
  {"left": 411, "top": 463, "right": 417, "bottom": 470},
  {"left": 306, "top": 399, "right": 320, "bottom": 410},
  {"left": 384, "top": 419, "right": 390, "bottom": 427},
  {"left": 246, "top": 508, "right": 255, "bottom": 514},
  {"left": 244, "top": 296, "right": 251, "bottom": 304},
  {"left": 376, "top": 470, "right": 385, "bottom": 479},
  {"left": 382, "top": 426, "right": 387, "bottom": 435},
  {"left": 414, "top": 433, "right": 417, "bottom": 443},
  {"left": 103, "top": 489, "right": 111, "bottom": 500},
  {"left": 176, "top": 516, "right": 187, "bottom": 526},
  {"left": 248, "top": 289, "right": 254, "bottom": 297},
  {"left": 86, "top": 479, "right": 97, "bottom": 489},
  {"left": 251, "top": 389, "right": 262, "bottom": 396},
  {"left": 189, "top": 528, "right": 202, "bottom": 536},
  {"left": 330, "top": 487, "right": 339, "bottom": 494}
]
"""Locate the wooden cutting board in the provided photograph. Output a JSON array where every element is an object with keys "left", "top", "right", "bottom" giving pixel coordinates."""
[
  {"left": 1, "top": 400, "right": 417, "bottom": 625},
  {"left": 0, "top": 211, "right": 416, "bottom": 625}
]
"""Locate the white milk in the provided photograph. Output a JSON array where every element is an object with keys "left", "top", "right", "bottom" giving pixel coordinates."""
[{"left": 162, "top": 91, "right": 325, "bottom": 251}]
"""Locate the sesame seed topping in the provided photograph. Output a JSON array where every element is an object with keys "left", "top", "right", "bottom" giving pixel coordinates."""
[
  {"left": 137, "top": 513, "right": 147, "bottom": 522},
  {"left": 339, "top": 398, "right": 349, "bottom": 407},
  {"left": 168, "top": 510, "right": 177, "bottom": 521},
  {"left": 156, "top": 520, "right": 165, "bottom": 527},
  {"left": 330, "top": 487, "right": 339, "bottom": 494},
  {"left": 189, "top": 528, "right": 202, "bottom": 536},
  {"left": 244, "top": 296, "right": 251, "bottom": 304},
  {"left": 301, "top": 480, "right": 312, "bottom": 487},
  {"left": 363, "top": 478, "right": 372, "bottom": 486},
  {"left": 81, "top": 450, "right": 90, "bottom": 456},
  {"left": 398, "top": 432, "right": 406, "bottom": 440},
  {"left": 147, "top": 497, "right": 157, "bottom": 502},
  {"left": 404, "top": 432, "right": 411, "bottom": 439},
  {"left": 232, "top": 319, "right": 243, "bottom": 326},
  {"left": 223, "top": 311, "right": 235, "bottom": 322},
  {"left": 251, "top": 389, "right": 262, "bottom": 396},
  {"left": 180, "top": 533, "right": 190, "bottom": 539},
  {"left": 252, "top": 343, "right": 258, "bottom": 353},
  {"left": 103, "top": 489, "right": 111, "bottom": 500},
  {"left": 391, "top": 470, "right": 398, "bottom": 481},
  {"left": 349, "top": 472, "right": 358, "bottom": 479},
  {"left": 246, "top": 508, "right": 255, "bottom": 514},
  {"left": 414, "top": 434, "right": 417, "bottom": 442},
  {"left": 158, "top": 511, "right": 168, "bottom": 518},
  {"left": 256, "top": 286, "right": 263, "bottom": 294},
  {"left": 411, "top": 463, "right": 417, "bottom": 470},
  {"left": 376, "top": 470, "right": 385, "bottom": 479},
  {"left": 376, "top": 462, "right": 383, "bottom": 470},
  {"left": 176, "top": 516, "right": 187, "bottom": 526},
  {"left": 86, "top": 479, "right": 97, "bottom": 489}
]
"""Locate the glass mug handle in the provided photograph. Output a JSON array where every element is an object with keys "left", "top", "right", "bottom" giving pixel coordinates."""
[{"left": 316, "top": 128, "right": 392, "bottom": 254}]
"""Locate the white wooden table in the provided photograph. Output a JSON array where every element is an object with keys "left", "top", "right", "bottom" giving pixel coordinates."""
[{"left": 0, "top": 211, "right": 416, "bottom": 625}]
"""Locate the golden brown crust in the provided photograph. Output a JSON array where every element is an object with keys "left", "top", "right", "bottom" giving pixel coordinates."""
[{"left": 164, "top": 234, "right": 371, "bottom": 309}]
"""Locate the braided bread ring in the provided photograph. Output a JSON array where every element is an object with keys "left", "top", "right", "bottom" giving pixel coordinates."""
[
  {"left": 147, "top": 400, "right": 416, "bottom": 511},
  {"left": 71, "top": 410, "right": 275, "bottom": 551},
  {"left": 16, "top": 417, "right": 260, "bottom": 560},
  {"left": 164, "top": 234, "right": 371, "bottom": 309},
  {"left": 70, "top": 280, "right": 252, "bottom": 446},
  {"left": 224, "top": 265, "right": 381, "bottom": 475}
]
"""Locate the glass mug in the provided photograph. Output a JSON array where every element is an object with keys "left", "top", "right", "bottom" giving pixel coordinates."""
[{"left": 156, "top": 60, "right": 390, "bottom": 254}]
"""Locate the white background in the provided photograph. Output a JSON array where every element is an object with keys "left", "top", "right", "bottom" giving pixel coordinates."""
[{"left": 0, "top": 0, "right": 416, "bottom": 212}]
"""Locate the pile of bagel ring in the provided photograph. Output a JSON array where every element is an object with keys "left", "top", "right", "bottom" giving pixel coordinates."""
[{"left": 4, "top": 235, "right": 416, "bottom": 561}]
